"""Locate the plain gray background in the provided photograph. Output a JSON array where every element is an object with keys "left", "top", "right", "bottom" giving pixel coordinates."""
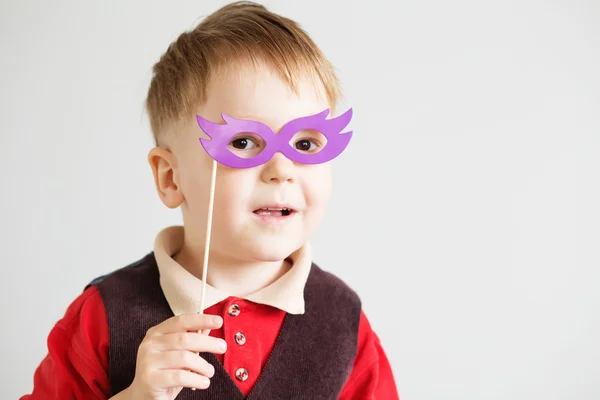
[{"left": 2, "top": 0, "right": 599, "bottom": 398}]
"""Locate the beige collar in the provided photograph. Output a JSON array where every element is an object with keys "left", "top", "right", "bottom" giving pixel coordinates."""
[{"left": 154, "top": 226, "right": 312, "bottom": 316}]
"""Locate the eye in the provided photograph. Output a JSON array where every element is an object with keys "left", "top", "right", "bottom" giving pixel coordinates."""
[
  {"left": 230, "top": 137, "right": 258, "bottom": 150},
  {"left": 227, "top": 134, "right": 265, "bottom": 159},
  {"left": 294, "top": 139, "right": 320, "bottom": 153},
  {"left": 290, "top": 129, "right": 326, "bottom": 154}
]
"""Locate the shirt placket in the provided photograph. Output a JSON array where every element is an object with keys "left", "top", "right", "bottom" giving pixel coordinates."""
[{"left": 222, "top": 297, "right": 251, "bottom": 387}]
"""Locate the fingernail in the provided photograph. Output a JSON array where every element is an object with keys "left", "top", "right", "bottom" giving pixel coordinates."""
[
  {"left": 212, "top": 316, "right": 223, "bottom": 325},
  {"left": 219, "top": 339, "right": 227, "bottom": 352},
  {"left": 200, "top": 376, "right": 210, "bottom": 388}
]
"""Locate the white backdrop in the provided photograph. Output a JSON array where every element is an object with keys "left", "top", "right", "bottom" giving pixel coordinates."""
[{"left": 2, "top": 0, "right": 599, "bottom": 399}]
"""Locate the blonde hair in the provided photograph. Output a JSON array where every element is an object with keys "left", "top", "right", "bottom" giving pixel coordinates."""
[{"left": 145, "top": 1, "right": 343, "bottom": 145}]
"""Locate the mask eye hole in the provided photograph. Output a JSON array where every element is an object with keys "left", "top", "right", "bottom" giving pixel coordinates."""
[
  {"left": 227, "top": 133, "right": 266, "bottom": 158},
  {"left": 290, "top": 129, "right": 327, "bottom": 154}
]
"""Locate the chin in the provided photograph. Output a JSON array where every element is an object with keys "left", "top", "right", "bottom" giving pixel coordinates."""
[
  {"left": 250, "top": 247, "right": 295, "bottom": 262},
  {"left": 246, "top": 239, "right": 303, "bottom": 262}
]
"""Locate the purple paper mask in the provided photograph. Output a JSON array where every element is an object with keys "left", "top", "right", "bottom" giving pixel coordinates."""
[{"left": 196, "top": 108, "right": 353, "bottom": 168}]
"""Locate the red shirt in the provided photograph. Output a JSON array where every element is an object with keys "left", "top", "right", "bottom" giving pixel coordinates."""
[{"left": 20, "top": 286, "right": 399, "bottom": 399}]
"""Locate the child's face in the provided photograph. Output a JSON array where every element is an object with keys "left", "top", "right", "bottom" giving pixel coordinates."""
[{"left": 166, "top": 63, "right": 332, "bottom": 263}]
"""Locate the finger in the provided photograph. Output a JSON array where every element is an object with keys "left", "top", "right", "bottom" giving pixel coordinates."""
[
  {"left": 200, "top": 328, "right": 211, "bottom": 336},
  {"left": 147, "top": 313, "right": 223, "bottom": 336},
  {"left": 156, "top": 350, "right": 217, "bottom": 378},
  {"left": 155, "top": 332, "right": 227, "bottom": 354},
  {"left": 154, "top": 369, "right": 211, "bottom": 390}
]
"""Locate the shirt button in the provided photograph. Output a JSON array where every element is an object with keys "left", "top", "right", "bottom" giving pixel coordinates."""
[
  {"left": 234, "top": 332, "right": 246, "bottom": 345},
  {"left": 235, "top": 367, "right": 249, "bottom": 381},
  {"left": 228, "top": 304, "right": 240, "bottom": 317}
]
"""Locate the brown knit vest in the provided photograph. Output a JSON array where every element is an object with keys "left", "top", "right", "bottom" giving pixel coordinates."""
[{"left": 87, "top": 252, "right": 362, "bottom": 399}]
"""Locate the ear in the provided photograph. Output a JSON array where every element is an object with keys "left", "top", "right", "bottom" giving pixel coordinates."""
[{"left": 148, "top": 147, "right": 184, "bottom": 209}]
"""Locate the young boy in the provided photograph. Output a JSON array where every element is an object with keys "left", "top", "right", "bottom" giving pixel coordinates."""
[{"left": 21, "top": 2, "right": 399, "bottom": 399}]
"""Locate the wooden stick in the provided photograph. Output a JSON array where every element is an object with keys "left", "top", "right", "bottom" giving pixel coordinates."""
[
  {"left": 192, "top": 159, "right": 217, "bottom": 391},
  {"left": 199, "top": 159, "right": 217, "bottom": 315}
]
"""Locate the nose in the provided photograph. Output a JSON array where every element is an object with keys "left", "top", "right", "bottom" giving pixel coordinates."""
[{"left": 260, "top": 153, "right": 295, "bottom": 184}]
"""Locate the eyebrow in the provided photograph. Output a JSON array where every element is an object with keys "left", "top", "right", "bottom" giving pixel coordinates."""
[
  {"left": 231, "top": 114, "right": 286, "bottom": 133},
  {"left": 234, "top": 115, "right": 261, "bottom": 121},
  {"left": 223, "top": 112, "right": 328, "bottom": 134}
]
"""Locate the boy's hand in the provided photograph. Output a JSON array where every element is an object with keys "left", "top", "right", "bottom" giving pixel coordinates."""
[{"left": 127, "top": 313, "right": 227, "bottom": 400}]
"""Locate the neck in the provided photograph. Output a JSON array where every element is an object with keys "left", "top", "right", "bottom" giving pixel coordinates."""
[{"left": 174, "top": 236, "right": 291, "bottom": 297}]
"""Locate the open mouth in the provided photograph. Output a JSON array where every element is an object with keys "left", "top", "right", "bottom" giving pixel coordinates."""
[{"left": 253, "top": 207, "right": 296, "bottom": 217}]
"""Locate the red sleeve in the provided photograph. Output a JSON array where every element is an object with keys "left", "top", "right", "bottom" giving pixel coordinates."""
[
  {"left": 20, "top": 286, "right": 111, "bottom": 399},
  {"left": 339, "top": 311, "right": 400, "bottom": 400}
]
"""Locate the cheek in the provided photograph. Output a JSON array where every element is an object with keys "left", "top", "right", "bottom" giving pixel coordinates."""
[
  {"left": 177, "top": 152, "right": 214, "bottom": 212},
  {"left": 303, "top": 165, "right": 332, "bottom": 208},
  {"left": 213, "top": 168, "right": 257, "bottom": 211}
]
